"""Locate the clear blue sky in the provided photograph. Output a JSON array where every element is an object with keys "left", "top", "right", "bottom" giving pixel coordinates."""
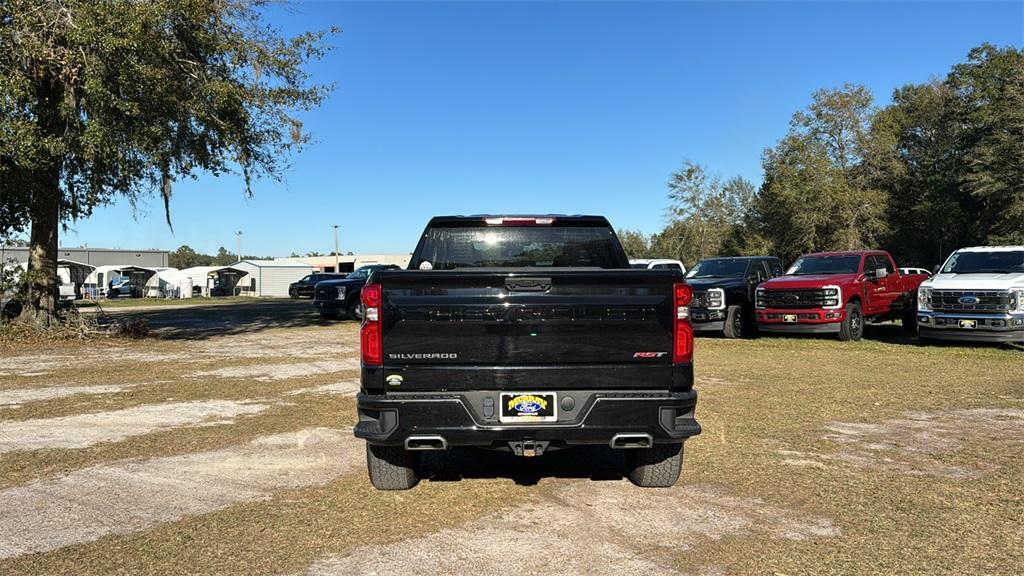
[{"left": 61, "top": 0, "right": 1023, "bottom": 257}]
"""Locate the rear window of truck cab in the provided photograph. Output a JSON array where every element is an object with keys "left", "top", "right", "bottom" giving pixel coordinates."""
[{"left": 413, "top": 223, "right": 627, "bottom": 269}]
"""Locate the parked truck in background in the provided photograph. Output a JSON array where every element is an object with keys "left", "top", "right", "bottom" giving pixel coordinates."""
[
  {"left": 755, "top": 250, "right": 927, "bottom": 341},
  {"left": 354, "top": 215, "right": 701, "bottom": 490},
  {"left": 630, "top": 259, "right": 687, "bottom": 273},
  {"left": 686, "top": 256, "right": 784, "bottom": 338},
  {"left": 917, "top": 246, "right": 1024, "bottom": 344},
  {"left": 313, "top": 265, "right": 400, "bottom": 320}
]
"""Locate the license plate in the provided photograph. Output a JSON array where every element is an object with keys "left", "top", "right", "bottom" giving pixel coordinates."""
[
  {"left": 783, "top": 314, "right": 799, "bottom": 323},
  {"left": 959, "top": 319, "right": 977, "bottom": 329},
  {"left": 500, "top": 393, "right": 557, "bottom": 423}
]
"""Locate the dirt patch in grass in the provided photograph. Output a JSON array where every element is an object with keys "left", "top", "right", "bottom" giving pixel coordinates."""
[
  {"left": 190, "top": 359, "right": 359, "bottom": 381},
  {"left": 0, "top": 350, "right": 193, "bottom": 377},
  {"left": 305, "top": 481, "right": 837, "bottom": 576},
  {"left": 287, "top": 378, "right": 360, "bottom": 397},
  {"left": 0, "top": 384, "right": 130, "bottom": 406},
  {"left": 776, "top": 408, "right": 1024, "bottom": 479},
  {"left": 0, "top": 400, "right": 269, "bottom": 453},
  {"left": 0, "top": 428, "right": 360, "bottom": 559}
]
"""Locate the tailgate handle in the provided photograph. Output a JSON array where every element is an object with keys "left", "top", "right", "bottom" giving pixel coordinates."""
[{"left": 505, "top": 277, "right": 551, "bottom": 292}]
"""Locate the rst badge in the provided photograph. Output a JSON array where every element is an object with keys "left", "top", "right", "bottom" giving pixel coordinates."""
[{"left": 633, "top": 352, "right": 668, "bottom": 359}]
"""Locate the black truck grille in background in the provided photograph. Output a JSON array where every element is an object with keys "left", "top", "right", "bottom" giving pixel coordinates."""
[
  {"left": 931, "top": 290, "right": 1014, "bottom": 313},
  {"left": 691, "top": 291, "right": 711, "bottom": 308},
  {"left": 760, "top": 288, "right": 829, "bottom": 309},
  {"left": 315, "top": 286, "right": 337, "bottom": 300}
]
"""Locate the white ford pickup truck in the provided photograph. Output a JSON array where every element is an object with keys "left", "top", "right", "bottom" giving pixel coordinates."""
[{"left": 917, "top": 246, "right": 1024, "bottom": 344}]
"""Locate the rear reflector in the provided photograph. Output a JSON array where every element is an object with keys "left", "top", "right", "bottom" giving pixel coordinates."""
[{"left": 673, "top": 282, "right": 693, "bottom": 364}]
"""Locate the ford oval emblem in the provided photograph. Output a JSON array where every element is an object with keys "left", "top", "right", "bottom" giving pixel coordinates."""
[
  {"left": 958, "top": 295, "right": 979, "bottom": 305},
  {"left": 513, "top": 400, "right": 542, "bottom": 413}
]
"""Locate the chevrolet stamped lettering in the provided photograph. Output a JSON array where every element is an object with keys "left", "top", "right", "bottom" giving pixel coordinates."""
[{"left": 386, "top": 353, "right": 458, "bottom": 360}]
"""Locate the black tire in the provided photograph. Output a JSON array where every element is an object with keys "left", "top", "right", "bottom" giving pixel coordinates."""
[
  {"left": 366, "top": 444, "right": 419, "bottom": 490},
  {"left": 319, "top": 310, "right": 341, "bottom": 320},
  {"left": 1, "top": 300, "right": 22, "bottom": 321},
  {"left": 838, "top": 301, "right": 864, "bottom": 342},
  {"left": 348, "top": 299, "right": 364, "bottom": 321},
  {"left": 902, "top": 298, "right": 919, "bottom": 334},
  {"left": 627, "top": 443, "right": 684, "bottom": 488},
  {"left": 722, "top": 305, "right": 746, "bottom": 339}
]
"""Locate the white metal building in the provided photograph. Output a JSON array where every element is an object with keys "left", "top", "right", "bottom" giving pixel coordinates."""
[
  {"left": 232, "top": 260, "right": 313, "bottom": 297},
  {"left": 178, "top": 266, "right": 250, "bottom": 297},
  {"left": 284, "top": 254, "right": 411, "bottom": 273}
]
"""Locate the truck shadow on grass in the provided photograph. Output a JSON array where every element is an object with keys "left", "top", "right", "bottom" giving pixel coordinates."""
[
  {"left": 418, "top": 446, "right": 629, "bottom": 486},
  {"left": 755, "top": 322, "right": 1023, "bottom": 351},
  {"left": 98, "top": 300, "right": 342, "bottom": 340}
]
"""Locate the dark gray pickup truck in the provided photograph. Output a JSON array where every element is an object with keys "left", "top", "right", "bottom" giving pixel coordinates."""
[{"left": 354, "top": 215, "right": 700, "bottom": 489}]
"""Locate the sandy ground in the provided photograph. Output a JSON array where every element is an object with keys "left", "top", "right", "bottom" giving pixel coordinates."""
[
  {"left": 0, "top": 400, "right": 269, "bottom": 453},
  {"left": 0, "top": 428, "right": 362, "bottom": 559},
  {"left": 0, "top": 384, "right": 129, "bottom": 406},
  {"left": 287, "top": 378, "right": 361, "bottom": 397},
  {"left": 777, "top": 408, "right": 1024, "bottom": 479},
  {"left": 190, "top": 359, "right": 360, "bottom": 381},
  {"left": 305, "top": 481, "right": 838, "bottom": 576}
]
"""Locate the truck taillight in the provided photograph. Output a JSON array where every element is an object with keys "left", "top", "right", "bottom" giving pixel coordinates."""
[
  {"left": 361, "top": 284, "right": 382, "bottom": 366},
  {"left": 673, "top": 282, "right": 693, "bottom": 364}
]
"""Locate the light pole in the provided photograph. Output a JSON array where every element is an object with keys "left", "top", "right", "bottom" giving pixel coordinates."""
[
  {"left": 333, "top": 225, "right": 340, "bottom": 273},
  {"left": 235, "top": 230, "right": 243, "bottom": 262}
]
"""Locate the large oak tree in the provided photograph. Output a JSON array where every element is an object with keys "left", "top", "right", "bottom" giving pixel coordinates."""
[{"left": 0, "top": 0, "right": 334, "bottom": 324}]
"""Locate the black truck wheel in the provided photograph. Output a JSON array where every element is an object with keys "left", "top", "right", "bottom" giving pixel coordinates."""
[
  {"left": 366, "top": 444, "right": 419, "bottom": 490},
  {"left": 902, "top": 298, "right": 919, "bottom": 334},
  {"left": 837, "top": 302, "right": 864, "bottom": 342},
  {"left": 627, "top": 443, "right": 684, "bottom": 488},
  {"left": 722, "top": 305, "right": 746, "bottom": 339},
  {"left": 348, "top": 299, "right": 364, "bottom": 321}
]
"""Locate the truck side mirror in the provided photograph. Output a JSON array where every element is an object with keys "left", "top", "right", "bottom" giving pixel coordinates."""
[
  {"left": 875, "top": 268, "right": 888, "bottom": 279},
  {"left": 932, "top": 264, "right": 940, "bottom": 275}
]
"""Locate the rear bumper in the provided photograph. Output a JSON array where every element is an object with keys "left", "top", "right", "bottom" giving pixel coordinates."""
[
  {"left": 354, "top": 389, "right": 700, "bottom": 448},
  {"left": 918, "top": 311, "right": 1024, "bottom": 343}
]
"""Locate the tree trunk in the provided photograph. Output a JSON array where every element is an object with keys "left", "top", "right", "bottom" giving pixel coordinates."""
[
  {"left": 16, "top": 71, "right": 64, "bottom": 327},
  {"left": 17, "top": 173, "right": 61, "bottom": 327}
]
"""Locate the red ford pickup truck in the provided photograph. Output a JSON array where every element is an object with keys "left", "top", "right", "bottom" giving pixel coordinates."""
[{"left": 754, "top": 250, "right": 928, "bottom": 341}]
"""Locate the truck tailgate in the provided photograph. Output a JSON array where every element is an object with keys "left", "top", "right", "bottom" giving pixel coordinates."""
[{"left": 372, "top": 269, "right": 682, "bottom": 392}]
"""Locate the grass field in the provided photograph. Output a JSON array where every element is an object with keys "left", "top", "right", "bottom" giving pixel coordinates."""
[{"left": 0, "top": 301, "right": 1020, "bottom": 575}]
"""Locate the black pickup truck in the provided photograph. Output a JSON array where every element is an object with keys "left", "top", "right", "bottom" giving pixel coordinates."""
[
  {"left": 686, "top": 256, "right": 784, "bottom": 338},
  {"left": 354, "top": 215, "right": 701, "bottom": 489},
  {"left": 313, "top": 265, "right": 400, "bottom": 320}
]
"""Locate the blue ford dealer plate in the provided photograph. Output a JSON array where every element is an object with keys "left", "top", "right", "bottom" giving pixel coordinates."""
[{"left": 500, "top": 392, "right": 558, "bottom": 423}]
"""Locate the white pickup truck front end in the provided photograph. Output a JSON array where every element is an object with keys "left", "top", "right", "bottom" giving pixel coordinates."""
[{"left": 917, "top": 246, "right": 1024, "bottom": 344}]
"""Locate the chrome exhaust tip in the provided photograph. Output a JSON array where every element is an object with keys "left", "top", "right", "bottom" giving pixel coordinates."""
[
  {"left": 609, "top": 433, "right": 653, "bottom": 449},
  {"left": 404, "top": 435, "right": 448, "bottom": 451}
]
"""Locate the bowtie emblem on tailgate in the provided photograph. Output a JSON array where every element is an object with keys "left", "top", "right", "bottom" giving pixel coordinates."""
[{"left": 505, "top": 277, "right": 551, "bottom": 292}]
